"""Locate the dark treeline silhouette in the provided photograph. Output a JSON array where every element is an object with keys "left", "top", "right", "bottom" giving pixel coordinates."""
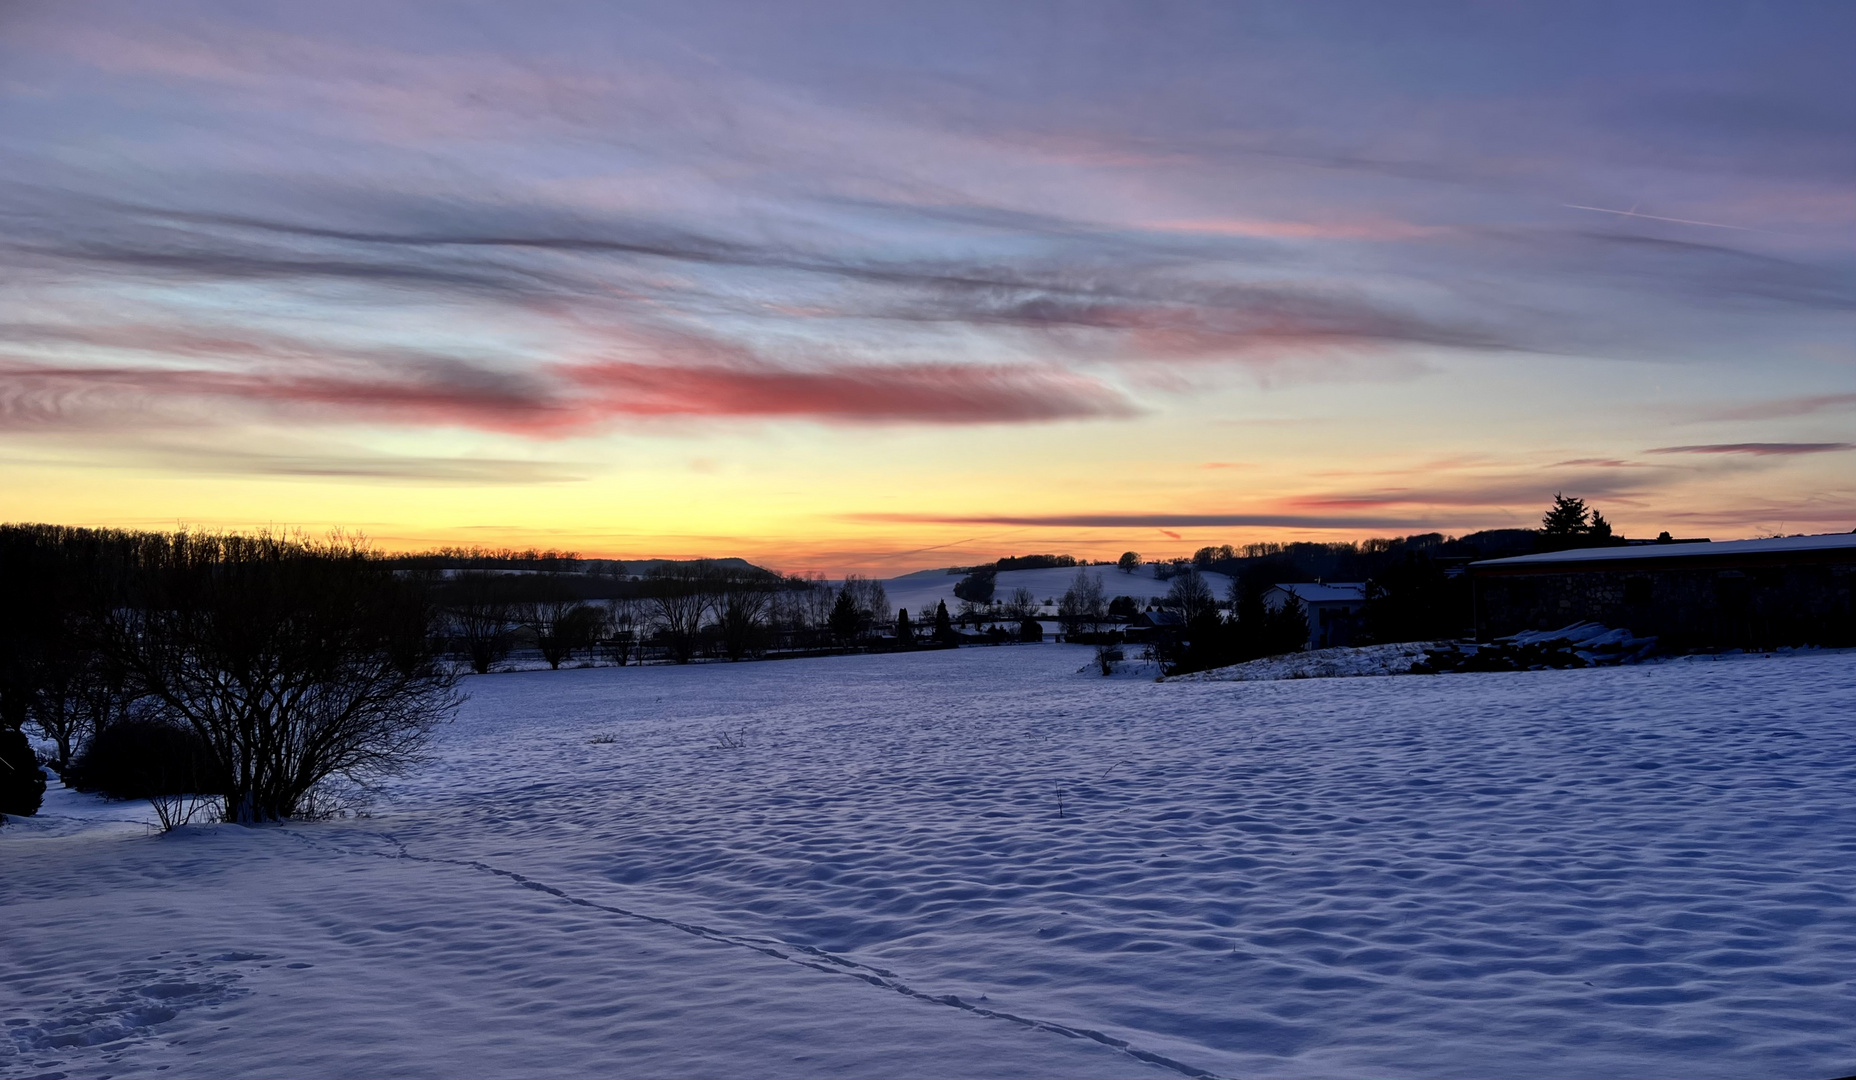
[
  {"left": 1, "top": 524, "right": 460, "bottom": 824},
  {"left": 430, "top": 558, "right": 949, "bottom": 670},
  {"left": 394, "top": 545, "right": 593, "bottom": 573},
  {"left": 986, "top": 554, "right": 1079, "bottom": 572}
]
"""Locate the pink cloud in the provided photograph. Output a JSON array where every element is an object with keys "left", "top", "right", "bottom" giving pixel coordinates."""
[
  {"left": 0, "top": 361, "right": 571, "bottom": 434},
  {"left": 0, "top": 354, "right": 1134, "bottom": 434},
  {"left": 562, "top": 360, "right": 1135, "bottom": 424}
]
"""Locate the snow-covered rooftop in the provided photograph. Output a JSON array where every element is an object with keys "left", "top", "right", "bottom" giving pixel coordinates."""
[
  {"left": 1269, "top": 581, "right": 1367, "bottom": 603},
  {"left": 1471, "top": 531, "right": 1856, "bottom": 569}
]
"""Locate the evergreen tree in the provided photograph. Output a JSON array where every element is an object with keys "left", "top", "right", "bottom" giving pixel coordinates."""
[
  {"left": 932, "top": 599, "right": 956, "bottom": 643},
  {"left": 1541, "top": 492, "right": 1590, "bottom": 536},
  {"left": 895, "top": 608, "right": 915, "bottom": 645},
  {"left": 828, "top": 588, "right": 861, "bottom": 644},
  {"left": 1269, "top": 594, "right": 1310, "bottom": 654},
  {"left": 1588, "top": 509, "right": 1614, "bottom": 540}
]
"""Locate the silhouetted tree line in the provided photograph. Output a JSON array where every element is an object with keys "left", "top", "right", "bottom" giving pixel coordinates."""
[
  {"left": 986, "top": 554, "right": 1078, "bottom": 572},
  {"left": 393, "top": 545, "right": 595, "bottom": 573},
  {"left": 439, "top": 559, "right": 957, "bottom": 669},
  {"left": 1, "top": 524, "right": 460, "bottom": 824}
]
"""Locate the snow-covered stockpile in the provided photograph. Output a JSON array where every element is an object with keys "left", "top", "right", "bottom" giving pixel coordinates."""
[
  {"left": 5, "top": 648, "right": 1854, "bottom": 1079},
  {"left": 1173, "top": 641, "right": 1443, "bottom": 682}
]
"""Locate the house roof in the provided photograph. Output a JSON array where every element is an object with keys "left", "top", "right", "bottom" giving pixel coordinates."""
[
  {"left": 1134, "top": 610, "right": 1186, "bottom": 626},
  {"left": 1268, "top": 582, "right": 1367, "bottom": 603},
  {"left": 1470, "top": 531, "right": 1856, "bottom": 573}
]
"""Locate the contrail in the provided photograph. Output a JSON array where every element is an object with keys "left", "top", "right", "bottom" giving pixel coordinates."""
[{"left": 1562, "top": 204, "right": 1752, "bottom": 231}]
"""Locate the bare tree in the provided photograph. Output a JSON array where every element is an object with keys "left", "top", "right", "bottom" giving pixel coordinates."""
[
  {"left": 450, "top": 571, "right": 515, "bottom": 675},
  {"left": 106, "top": 530, "right": 462, "bottom": 824},
  {"left": 841, "top": 574, "right": 892, "bottom": 629},
  {"left": 1003, "top": 586, "right": 1039, "bottom": 620},
  {"left": 1117, "top": 551, "right": 1142, "bottom": 574},
  {"left": 770, "top": 573, "right": 836, "bottom": 649},
  {"left": 1058, "top": 569, "right": 1107, "bottom": 639},
  {"left": 1163, "top": 566, "right": 1218, "bottom": 624},
  {"left": 25, "top": 631, "right": 138, "bottom": 774},
  {"left": 602, "top": 597, "right": 641, "bottom": 665},
  {"left": 2, "top": 524, "right": 139, "bottom": 773},
  {"left": 523, "top": 598, "right": 604, "bottom": 669},
  {"left": 646, "top": 561, "right": 723, "bottom": 663},
  {"left": 717, "top": 569, "right": 777, "bottom": 660}
]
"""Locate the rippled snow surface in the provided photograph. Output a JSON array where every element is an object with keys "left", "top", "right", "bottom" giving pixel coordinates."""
[{"left": 5, "top": 646, "right": 1854, "bottom": 1078}]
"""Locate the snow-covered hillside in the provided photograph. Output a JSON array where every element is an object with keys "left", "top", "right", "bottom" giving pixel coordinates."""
[
  {"left": 5, "top": 647, "right": 1853, "bottom": 1078},
  {"left": 883, "top": 565, "right": 1234, "bottom": 618}
]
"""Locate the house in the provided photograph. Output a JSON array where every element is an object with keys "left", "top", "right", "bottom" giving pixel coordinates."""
[
  {"left": 1469, "top": 532, "right": 1856, "bottom": 648},
  {"left": 1265, "top": 582, "right": 1367, "bottom": 650},
  {"left": 1122, "top": 608, "right": 1184, "bottom": 643}
]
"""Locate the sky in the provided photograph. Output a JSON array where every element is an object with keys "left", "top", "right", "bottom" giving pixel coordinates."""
[{"left": 2, "top": 1, "right": 1852, "bottom": 572}]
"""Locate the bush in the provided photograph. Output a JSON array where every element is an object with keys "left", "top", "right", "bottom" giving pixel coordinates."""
[
  {"left": 66, "top": 717, "right": 219, "bottom": 801},
  {"left": 952, "top": 569, "right": 996, "bottom": 604},
  {"left": 0, "top": 725, "right": 46, "bottom": 818},
  {"left": 106, "top": 531, "right": 461, "bottom": 822}
]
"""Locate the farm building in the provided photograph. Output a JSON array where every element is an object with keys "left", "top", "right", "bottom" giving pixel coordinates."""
[
  {"left": 1469, "top": 532, "right": 1856, "bottom": 648},
  {"left": 1264, "top": 582, "right": 1368, "bottom": 650}
]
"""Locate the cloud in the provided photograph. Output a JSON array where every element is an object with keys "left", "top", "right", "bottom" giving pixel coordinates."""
[
  {"left": 1699, "top": 392, "right": 1856, "bottom": 422},
  {"left": 877, "top": 280, "right": 1510, "bottom": 361},
  {"left": 851, "top": 511, "right": 1443, "bottom": 530},
  {"left": 1287, "top": 475, "right": 1652, "bottom": 511},
  {"left": 138, "top": 446, "right": 589, "bottom": 484},
  {"left": 0, "top": 358, "right": 572, "bottom": 434},
  {"left": 1647, "top": 442, "right": 1856, "bottom": 456},
  {"left": 0, "top": 347, "right": 1133, "bottom": 433},
  {"left": 1143, "top": 218, "right": 1445, "bottom": 241},
  {"left": 2, "top": 179, "right": 1517, "bottom": 359},
  {"left": 1561, "top": 232, "right": 1856, "bottom": 312},
  {"left": 563, "top": 359, "right": 1135, "bottom": 424}
]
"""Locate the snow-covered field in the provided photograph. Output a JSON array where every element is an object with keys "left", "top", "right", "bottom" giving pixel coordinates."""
[{"left": 5, "top": 646, "right": 1854, "bottom": 1079}]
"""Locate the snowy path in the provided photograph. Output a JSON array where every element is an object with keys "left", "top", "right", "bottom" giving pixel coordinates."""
[{"left": 5, "top": 647, "right": 1855, "bottom": 1078}]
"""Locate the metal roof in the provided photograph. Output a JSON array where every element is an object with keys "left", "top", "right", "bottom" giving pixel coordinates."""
[
  {"left": 1470, "top": 531, "right": 1856, "bottom": 571},
  {"left": 1268, "top": 581, "right": 1367, "bottom": 603}
]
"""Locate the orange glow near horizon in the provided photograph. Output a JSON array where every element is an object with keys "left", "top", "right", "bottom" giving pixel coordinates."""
[{"left": 2, "top": 7, "right": 1851, "bottom": 571}]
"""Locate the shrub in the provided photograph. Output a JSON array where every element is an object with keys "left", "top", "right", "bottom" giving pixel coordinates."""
[
  {"left": 952, "top": 569, "right": 996, "bottom": 604},
  {"left": 0, "top": 725, "right": 46, "bottom": 819},
  {"left": 66, "top": 717, "right": 220, "bottom": 801},
  {"left": 106, "top": 531, "right": 461, "bottom": 822}
]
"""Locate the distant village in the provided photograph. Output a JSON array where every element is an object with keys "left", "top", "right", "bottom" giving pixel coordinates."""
[{"left": 382, "top": 494, "right": 1855, "bottom": 674}]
